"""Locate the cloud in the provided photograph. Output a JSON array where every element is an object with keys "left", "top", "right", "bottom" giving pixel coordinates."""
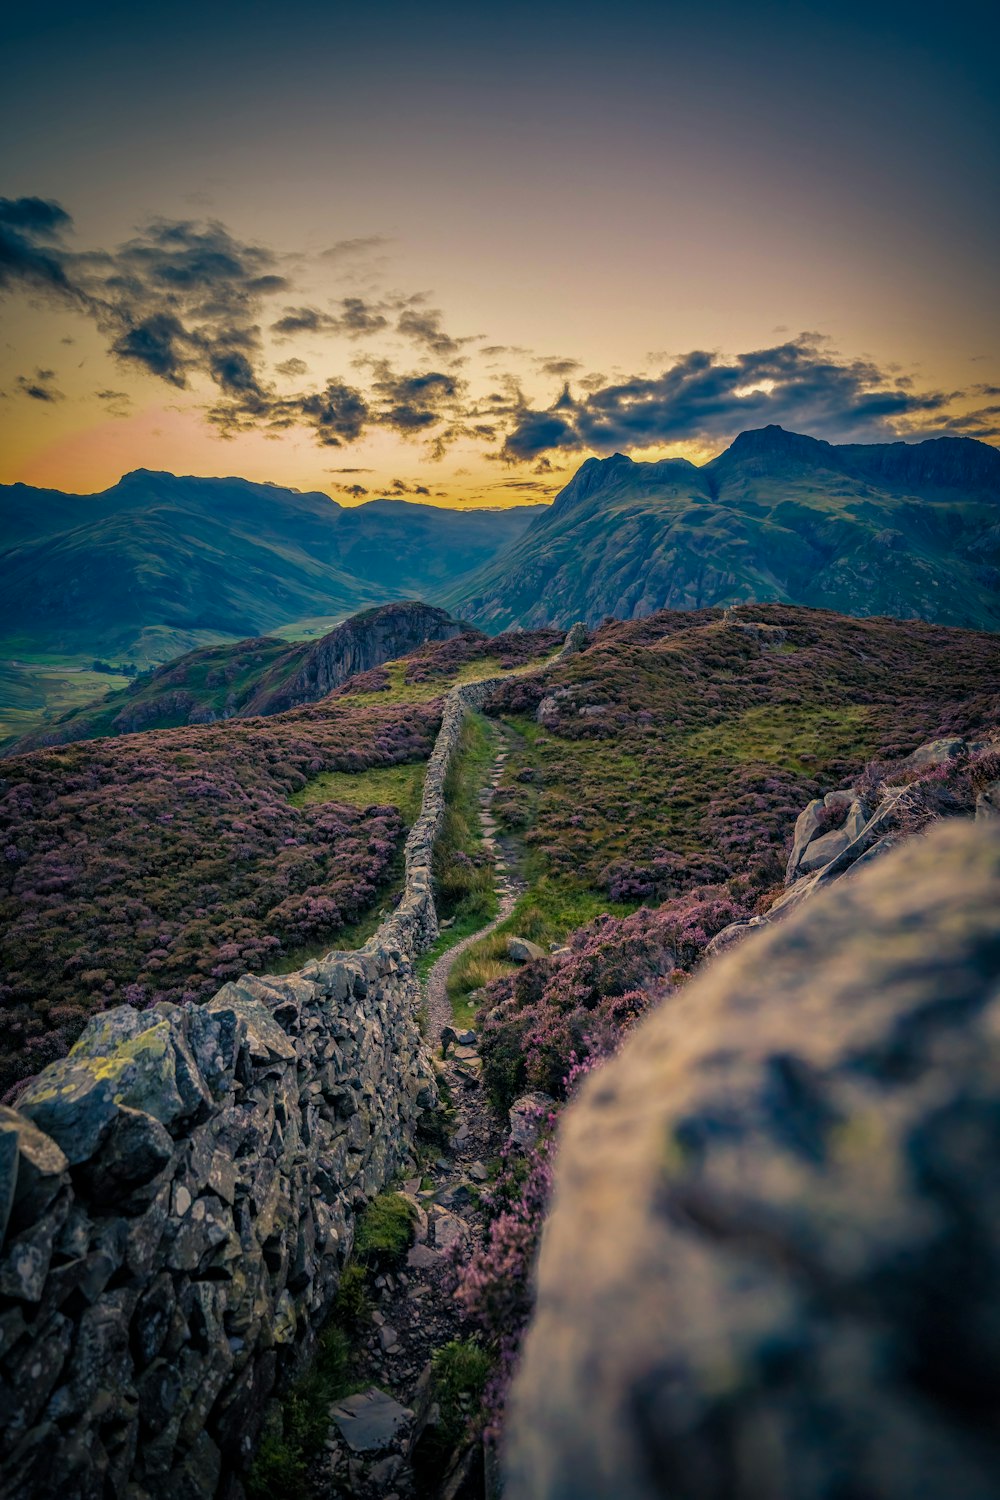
[
  {"left": 0, "top": 201, "right": 287, "bottom": 399},
  {"left": 367, "top": 361, "right": 464, "bottom": 434},
  {"left": 15, "top": 367, "right": 65, "bottom": 402},
  {"left": 500, "top": 335, "right": 961, "bottom": 460},
  {"left": 537, "top": 356, "right": 581, "bottom": 377},
  {"left": 95, "top": 387, "right": 132, "bottom": 416},
  {"left": 275, "top": 356, "right": 308, "bottom": 377},
  {"left": 396, "top": 305, "right": 468, "bottom": 360},
  {"left": 320, "top": 235, "right": 390, "bottom": 262},
  {"left": 271, "top": 296, "right": 389, "bottom": 340}
]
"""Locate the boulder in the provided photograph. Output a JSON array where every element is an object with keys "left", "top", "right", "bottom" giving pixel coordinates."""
[
  {"left": 797, "top": 825, "right": 852, "bottom": 873},
  {"left": 507, "top": 937, "right": 548, "bottom": 964},
  {"left": 330, "top": 1387, "right": 412, "bottom": 1454},
  {"left": 16, "top": 1017, "right": 191, "bottom": 1165},
  {"left": 508, "top": 1092, "right": 555, "bottom": 1151},
  {"left": 0, "top": 1108, "right": 68, "bottom": 1242},
  {"left": 899, "top": 736, "right": 966, "bottom": 772},
  {"left": 783, "top": 797, "right": 827, "bottom": 883},
  {"left": 506, "top": 819, "right": 1000, "bottom": 1500},
  {"left": 977, "top": 780, "right": 1000, "bottom": 821},
  {"left": 702, "top": 915, "right": 768, "bottom": 959}
]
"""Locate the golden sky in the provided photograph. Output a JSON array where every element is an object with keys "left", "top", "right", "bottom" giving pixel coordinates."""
[{"left": 2, "top": 0, "right": 997, "bottom": 507}]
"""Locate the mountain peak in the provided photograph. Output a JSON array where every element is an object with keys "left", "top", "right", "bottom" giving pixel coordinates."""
[{"left": 722, "top": 426, "right": 834, "bottom": 464}]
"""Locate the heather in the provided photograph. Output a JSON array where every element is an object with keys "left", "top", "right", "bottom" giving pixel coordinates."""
[
  {"left": 485, "top": 606, "right": 1000, "bottom": 907},
  {"left": 477, "top": 888, "right": 741, "bottom": 1110},
  {"left": 0, "top": 698, "right": 439, "bottom": 1095}
]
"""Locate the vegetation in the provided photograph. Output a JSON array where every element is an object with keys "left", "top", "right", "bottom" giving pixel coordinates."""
[
  {"left": 291, "top": 760, "right": 427, "bottom": 824},
  {"left": 429, "top": 1339, "right": 493, "bottom": 1449},
  {"left": 352, "top": 1191, "right": 417, "bottom": 1268},
  {"left": 0, "top": 654, "right": 133, "bottom": 746},
  {"left": 448, "top": 428, "right": 1000, "bottom": 633},
  {"left": 0, "top": 698, "right": 439, "bottom": 1096},
  {"left": 484, "top": 606, "right": 997, "bottom": 907},
  {"left": 432, "top": 712, "right": 498, "bottom": 925}
]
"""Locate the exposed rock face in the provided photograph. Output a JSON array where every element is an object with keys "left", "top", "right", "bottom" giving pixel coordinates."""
[
  {"left": 245, "top": 600, "right": 465, "bottom": 715},
  {"left": 0, "top": 669, "right": 523, "bottom": 1500},
  {"left": 506, "top": 819, "right": 1000, "bottom": 1500}
]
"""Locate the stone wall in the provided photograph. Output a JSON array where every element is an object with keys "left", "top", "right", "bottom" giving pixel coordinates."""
[
  {"left": 505, "top": 818, "right": 1000, "bottom": 1500},
  {"left": 0, "top": 673, "right": 513, "bottom": 1500}
]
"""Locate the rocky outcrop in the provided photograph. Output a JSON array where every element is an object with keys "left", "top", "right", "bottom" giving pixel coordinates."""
[
  {"left": 0, "top": 667, "right": 529, "bottom": 1500},
  {"left": 245, "top": 601, "right": 465, "bottom": 715},
  {"left": 506, "top": 818, "right": 1000, "bottom": 1500}
]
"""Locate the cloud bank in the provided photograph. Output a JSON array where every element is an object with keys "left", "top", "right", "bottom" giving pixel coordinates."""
[{"left": 1, "top": 197, "right": 994, "bottom": 467}]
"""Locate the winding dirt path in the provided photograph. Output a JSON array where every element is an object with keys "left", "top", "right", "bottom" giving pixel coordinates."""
[
  {"left": 424, "top": 730, "right": 524, "bottom": 1046},
  {"left": 315, "top": 726, "right": 529, "bottom": 1499}
]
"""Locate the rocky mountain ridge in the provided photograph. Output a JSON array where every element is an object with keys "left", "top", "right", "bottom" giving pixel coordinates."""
[{"left": 448, "top": 426, "right": 1000, "bottom": 632}]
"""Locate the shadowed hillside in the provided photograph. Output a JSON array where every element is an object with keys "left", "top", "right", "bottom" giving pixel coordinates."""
[
  {"left": 0, "top": 468, "right": 544, "bottom": 663},
  {"left": 448, "top": 427, "right": 1000, "bottom": 631}
]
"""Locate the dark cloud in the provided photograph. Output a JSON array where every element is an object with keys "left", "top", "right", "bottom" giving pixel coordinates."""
[
  {"left": 368, "top": 361, "right": 464, "bottom": 434},
  {"left": 537, "top": 356, "right": 581, "bottom": 377},
  {"left": 501, "top": 336, "right": 961, "bottom": 460},
  {"left": 15, "top": 368, "right": 65, "bottom": 402},
  {"left": 0, "top": 201, "right": 287, "bottom": 398},
  {"left": 337, "top": 483, "right": 369, "bottom": 498},
  {"left": 271, "top": 296, "right": 389, "bottom": 340},
  {"left": 396, "top": 306, "right": 468, "bottom": 360},
  {"left": 0, "top": 196, "right": 80, "bottom": 302},
  {"left": 275, "top": 356, "right": 309, "bottom": 377}
]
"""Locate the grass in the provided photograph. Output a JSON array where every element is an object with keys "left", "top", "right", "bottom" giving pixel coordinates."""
[
  {"left": 446, "top": 870, "right": 635, "bottom": 1013},
  {"left": 289, "top": 759, "right": 427, "bottom": 823},
  {"left": 433, "top": 713, "right": 498, "bottom": 926},
  {"left": 343, "top": 655, "right": 513, "bottom": 706},
  {"left": 353, "top": 1191, "right": 417, "bottom": 1268},
  {"left": 0, "top": 653, "right": 132, "bottom": 745},
  {"left": 683, "top": 702, "right": 874, "bottom": 775},
  {"left": 430, "top": 1339, "right": 493, "bottom": 1449}
]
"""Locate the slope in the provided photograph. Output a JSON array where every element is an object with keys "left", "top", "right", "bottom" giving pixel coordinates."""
[{"left": 447, "top": 427, "right": 1000, "bottom": 631}]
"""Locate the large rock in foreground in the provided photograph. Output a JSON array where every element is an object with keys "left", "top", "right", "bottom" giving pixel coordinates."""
[{"left": 506, "top": 819, "right": 1000, "bottom": 1500}]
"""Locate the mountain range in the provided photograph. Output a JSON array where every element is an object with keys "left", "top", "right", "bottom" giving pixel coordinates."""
[
  {"left": 447, "top": 426, "right": 1000, "bottom": 632},
  {"left": 0, "top": 469, "right": 544, "bottom": 663}
]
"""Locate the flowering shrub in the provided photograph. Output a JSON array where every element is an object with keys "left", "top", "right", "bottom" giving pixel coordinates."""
[
  {"left": 485, "top": 605, "right": 1000, "bottom": 906},
  {"left": 478, "top": 888, "right": 741, "bottom": 1110},
  {"left": 401, "top": 628, "right": 563, "bottom": 683},
  {"left": 0, "top": 698, "right": 439, "bottom": 1094}
]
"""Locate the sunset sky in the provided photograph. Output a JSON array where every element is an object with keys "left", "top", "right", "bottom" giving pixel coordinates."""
[{"left": 2, "top": 0, "right": 998, "bottom": 507}]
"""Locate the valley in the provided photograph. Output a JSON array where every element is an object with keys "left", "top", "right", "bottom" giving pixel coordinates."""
[{"left": 0, "top": 447, "right": 998, "bottom": 1500}]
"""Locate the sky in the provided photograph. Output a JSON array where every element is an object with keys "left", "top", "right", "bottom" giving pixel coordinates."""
[{"left": 1, "top": 0, "right": 998, "bottom": 508}]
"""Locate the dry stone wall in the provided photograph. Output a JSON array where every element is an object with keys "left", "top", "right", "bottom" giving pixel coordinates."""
[{"left": 0, "top": 672, "right": 516, "bottom": 1500}]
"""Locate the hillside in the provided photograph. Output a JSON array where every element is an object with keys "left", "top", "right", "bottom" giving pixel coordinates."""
[
  {"left": 7, "top": 600, "right": 467, "bottom": 750},
  {"left": 448, "top": 426, "right": 1000, "bottom": 631},
  {"left": 0, "top": 625, "right": 559, "bottom": 1093},
  {"left": 0, "top": 468, "right": 544, "bottom": 663}
]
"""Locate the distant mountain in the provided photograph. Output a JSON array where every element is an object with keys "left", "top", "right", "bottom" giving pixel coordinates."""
[
  {"left": 8, "top": 601, "right": 467, "bottom": 751},
  {"left": 446, "top": 427, "right": 1000, "bottom": 632},
  {"left": 0, "top": 469, "right": 545, "bottom": 663}
]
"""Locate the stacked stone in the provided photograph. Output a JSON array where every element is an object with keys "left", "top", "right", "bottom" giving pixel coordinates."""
[{"left": 0, "top": 672, "right": 518, "bottom": 1500}]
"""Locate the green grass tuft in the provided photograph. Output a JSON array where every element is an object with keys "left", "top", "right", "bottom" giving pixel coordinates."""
[
  {"left": 353, "top": 1191, "right": 417, "bottom": 1268},
  {"left": 290, "top": 759, "right": 427, "bottom": 823}
]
